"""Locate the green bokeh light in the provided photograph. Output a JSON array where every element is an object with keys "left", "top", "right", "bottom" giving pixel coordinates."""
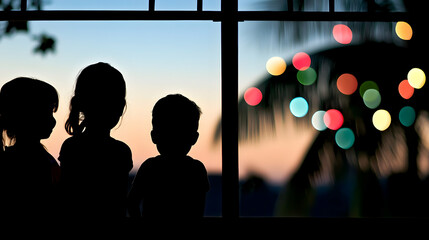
[{"left": 297, "top": 67, "right": 317, "bottom": 86}]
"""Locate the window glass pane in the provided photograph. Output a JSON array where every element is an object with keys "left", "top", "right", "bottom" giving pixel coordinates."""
[
  {"left": 238, "top": 0, "right": 329, "bottom": 11},
  {"left": 334, "top": 0, "right": 406, "bottom": 12},
  {"left": 155, "top": 0, "right": 197, "bottom": 11},
  {"left": 44, "top": 0, "right": 149, "bottom": 10},
  {"left": 204, "top": 0, "right": 221, "bottom": 11},
  {"left": 239, "top": 0, "right": 287, "bottom": 11},
  {"left": 238, "top": 14, "right": 427, "bottom": 217},
  {"left": 0, "top": 20, "right": 222, "bottom": 217}
]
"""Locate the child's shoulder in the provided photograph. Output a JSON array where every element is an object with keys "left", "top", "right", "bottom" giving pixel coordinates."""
[
  {"left": 110, "top": 138, "right": 131, "bottom": 149},
  {"left": 186, "top": 156, "right": 206, "bottom": 166},
  {"left": 61, "top": 135, "right": 130, "bottom": 149},
  {"left": 140, "top": 156, "right": 160, "bottom": 166},
  {"left": 60, "top": 135, "right": 85, "bottom": 146}
]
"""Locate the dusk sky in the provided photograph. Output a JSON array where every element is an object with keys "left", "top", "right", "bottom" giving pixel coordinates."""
[{"left": 0, "top": 0, "right": 360, "bottom": 185}]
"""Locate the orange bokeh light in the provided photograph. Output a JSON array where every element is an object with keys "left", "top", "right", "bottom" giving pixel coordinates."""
[
  {"left": 395, "top": 21, "right": 413, "bottom": 40},
  {"left": 266, "top": 57, "right": 286, "bottom": 76},
  {"left": 398, "top": 79, "right": 414, "bottom": 99},
  {"left": 337, "top": 73, "right": 358, "bottom": 95}
]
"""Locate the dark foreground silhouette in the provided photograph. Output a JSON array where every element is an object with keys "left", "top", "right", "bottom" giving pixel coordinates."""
[
  {"left": 0, "top": 77, "right": 60, "bottom": 220},
  {"left": 58, "top": 62, "right": 133, "bottom": 222},
  {"left": 128, "top": 94, "right": 210, "bottom": 218}
]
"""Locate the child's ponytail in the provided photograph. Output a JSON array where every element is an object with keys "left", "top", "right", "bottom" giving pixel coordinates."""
[
  {"left": 65, "top": 96, "right": 84, "bottom": 135},
  {"left": 0, "top": 114, "right": 4, "bottom": 153}
]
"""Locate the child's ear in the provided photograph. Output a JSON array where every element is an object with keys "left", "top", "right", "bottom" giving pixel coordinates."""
[
  {"left": 151, "top": 130, "right": 159, "bottom": 144},
  {"left": 190, "top": 132, "right": 199, "bottom": 145}
]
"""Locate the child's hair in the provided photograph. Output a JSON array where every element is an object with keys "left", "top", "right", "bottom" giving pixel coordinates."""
[
  {"left": 152, "top": 94, "right": 201, "bottom": 132},
  {"left": 65, "top": 62, "right": 126, "bottom": 135},
  {"left": 0, "top": 77, "right": 59, "bottom": 150}
]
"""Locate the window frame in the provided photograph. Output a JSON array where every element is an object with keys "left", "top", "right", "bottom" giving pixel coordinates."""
[{"left": 0, "top": 0, "right": 410, "bottom": 219}]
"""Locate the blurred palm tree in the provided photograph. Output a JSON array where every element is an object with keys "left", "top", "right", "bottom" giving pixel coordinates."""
[{"left": 213, "top": 0, "right": 429, "bottom": 217}]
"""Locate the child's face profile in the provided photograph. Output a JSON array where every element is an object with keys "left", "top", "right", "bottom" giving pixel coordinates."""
[
  {"left": 36, "top": 106, "right": 57, "bottom": 140},
  {"left": 16, "top": 105, "right": 56, "bottom": 141}
]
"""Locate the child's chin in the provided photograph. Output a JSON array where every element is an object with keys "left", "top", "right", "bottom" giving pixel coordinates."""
[{"left": 40, "top": 131, "right": 53, "bottom": 139}]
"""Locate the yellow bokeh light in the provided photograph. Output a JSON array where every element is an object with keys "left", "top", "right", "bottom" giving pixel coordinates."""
[
  {"left": 266, "top": 56, "right": 286, "bottom": 76},
  {"left": 408, "top": 68, "right": 426, "bottom": 89},
  {"left": 372, "top": 109, "right": 391, "bottom": 131},
  {"left": 395, "top": 21, "right": 413, "bottom": 40}
]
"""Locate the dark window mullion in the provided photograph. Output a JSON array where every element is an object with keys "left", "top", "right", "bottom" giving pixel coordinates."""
[{"left": 221, "top": 0, "right": 239, "bottom": 219}]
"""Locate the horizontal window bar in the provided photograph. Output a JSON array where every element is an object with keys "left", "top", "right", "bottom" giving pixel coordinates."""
[
  {"left": 0, "top": 10, "right": 409, "bottom": 22},
  {"left": 238, "top": 11, "right": 410, "bottom": 22},
  {"left": 0, "top": 10, "right": 222, "bottom": 21}
]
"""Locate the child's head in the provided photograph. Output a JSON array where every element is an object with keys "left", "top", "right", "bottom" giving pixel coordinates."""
[
  {"left": 0, "top": 77, "right": 59, "bottom": 148},
  {"left": 65, "top": 62, "right": 126, "bottom": 135},
  {"left": 151, "top": 94, "right": 201, "bottom": 157}
]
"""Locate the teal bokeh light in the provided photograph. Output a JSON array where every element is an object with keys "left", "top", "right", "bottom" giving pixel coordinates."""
[
  {"left": 290, "top": 97, "right": 309, "bottom": 118},
  {"left": 335, "top": 128, "right": 355, "bottom": 149},
  {"left": 399, "top": 106, "right": 416, "bottom": 127}
]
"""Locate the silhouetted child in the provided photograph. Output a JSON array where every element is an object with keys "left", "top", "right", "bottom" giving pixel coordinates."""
[
  {"left": 128, "top": 94, "right": 210, "bottom": 218},
  {"left": 59, "top": 62, "right": 133, "bottom": 222},
  {"left": 0, "top": 77, "right": 60, "bottom": 220}
]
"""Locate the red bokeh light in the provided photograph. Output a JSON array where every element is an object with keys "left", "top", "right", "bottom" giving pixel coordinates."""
[
  {"left": 333, "top": 24, "right": 353, "bottom": 44},
  {"left": 292, "top": 52, "right": 311, "bottom": 71},
  {"left": 323, "top": 109, "right": 344, "bottom": 130},
  {"left": 244, "top": 87, "right": 263, "bottom": 106}
]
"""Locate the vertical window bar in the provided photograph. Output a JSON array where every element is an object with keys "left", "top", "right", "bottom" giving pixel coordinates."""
[
  {"left": 368, "top": 0, "right": 376, "bottom": 12},
  {"left": 21, "top": 0, "right": 27, "bottom": 11},
  {"left": 329, "top": 0, "right": 335, "bottom": 13},
  {"left": 149, "top": 0, "right": 155, "bottom": 11},
  {"left": 197, "top": 0, "right": 203, "bottom": 11},
  {"left": 288, "top": 0, "right": 294, "bottom": 12},
  {"left": 221, "top": 0, "right": 239, "bottom": 219}
]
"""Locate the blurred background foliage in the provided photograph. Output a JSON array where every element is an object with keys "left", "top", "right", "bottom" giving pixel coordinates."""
[{"left": 0, "top": 0, "right": 55, "bottom": 55}]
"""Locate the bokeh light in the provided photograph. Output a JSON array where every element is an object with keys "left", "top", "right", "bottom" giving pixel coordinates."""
[
  {"left": 398, "top": 79, "right": 414, "bottom": 99},
  {"left": 399, "top": 106, "right": 416, "bottom": 127},
  {"left": 289, "top": 97, "right": 309, "bottom": 118},
  {"left": 372, "top": 109, "right": 391, "bottom": 131},
  {"left": 266, "top": 56, "right": 286, "bottom": 76},
  {"left": 323, "top": 109, "right": 344, "bottom": 130},
  {"left": 363, "top": 89, "right": 381, "bottom": 109},
  {"left": 311, "top": 110, "right": 327, "bottom": 131},
  {"left": 337, "top": 73, "right": 358, "bottom": 95},
  {"left": 335, "top": 128, "right": 355, "bottom": 149},
  {"left": 292, "top": 52, "right": 311, "bottom": 71},
  {"left": 297, "top": 67, "right": 317, "bottom": 85},
  {"left": 408, "top": 68, "right": 426, "bottom": 89},
  {"left": 333, "top": 24, "right": 353, "bottom": 44},
  {"left": 359, "top": 81, "right": 379, "bottom": 97},
  {"left": 244, "top": 87, "right": 263, "bottom": 106},
  {"left": 395, "top": 21, "right": 413, "bottom": 40}
]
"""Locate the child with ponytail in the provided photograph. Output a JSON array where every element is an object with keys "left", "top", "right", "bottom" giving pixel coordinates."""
[{"left": 59, "top": 62, "right": 133, "bottom": 222}]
